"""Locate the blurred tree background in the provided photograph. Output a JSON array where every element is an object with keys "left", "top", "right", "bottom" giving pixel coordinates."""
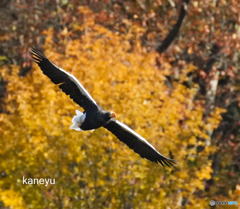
[{"left": 0, "top": 0, "right": 240, "bottom": 208}]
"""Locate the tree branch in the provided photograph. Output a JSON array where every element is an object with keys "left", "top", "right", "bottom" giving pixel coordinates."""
[{"left": 156, "top": 0, "right": 191, "bottom": 54}]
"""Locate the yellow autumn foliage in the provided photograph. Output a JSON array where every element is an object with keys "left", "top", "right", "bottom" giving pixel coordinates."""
[{"left": 0, "top": 6, "right": 225, "bottom": 209}]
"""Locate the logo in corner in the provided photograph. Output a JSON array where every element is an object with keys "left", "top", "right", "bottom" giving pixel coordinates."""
[{"left": 210, "top": 200, "right": 215, "bottom": 206}]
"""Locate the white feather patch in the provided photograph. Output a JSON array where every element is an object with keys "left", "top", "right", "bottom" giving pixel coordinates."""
[
  {"left": 70, "top": 110, "right": 86, "bottom": 131},
  {"left": 70, "top": 123, "right": 83, "bottom": 131},
  {"left": 76, "top": 110, "right": 83, "bottom": 115}
]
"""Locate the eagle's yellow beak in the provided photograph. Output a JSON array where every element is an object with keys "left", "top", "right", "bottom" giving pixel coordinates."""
[{"left": 110, "top": 112, "right": 117, "bottom": 118}]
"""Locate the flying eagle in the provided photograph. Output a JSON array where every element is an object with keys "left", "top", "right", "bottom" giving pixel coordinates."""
[{"left": 31, "top": 47, "right": 176, "bottom": 167}]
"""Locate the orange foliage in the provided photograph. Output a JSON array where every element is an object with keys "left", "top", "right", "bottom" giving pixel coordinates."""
[{"left": 0, "top": 7, "right": 225, "bottom": 209}]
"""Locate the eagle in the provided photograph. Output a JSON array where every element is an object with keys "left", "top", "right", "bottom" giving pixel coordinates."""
[{"left": 31, "top": 47, "right": 176, "bottom": 167}]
